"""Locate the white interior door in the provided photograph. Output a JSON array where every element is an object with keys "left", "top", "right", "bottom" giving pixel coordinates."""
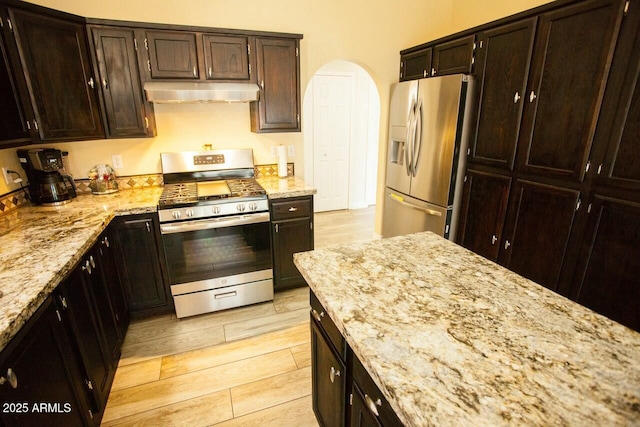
[{"left": 313, "top": 74, "right": 352, "bottom": 212}]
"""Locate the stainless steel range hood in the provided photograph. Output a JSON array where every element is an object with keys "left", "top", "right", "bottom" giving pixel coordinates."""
[{"left": 144, "top": 82, "right": 260, "bottom": 103}]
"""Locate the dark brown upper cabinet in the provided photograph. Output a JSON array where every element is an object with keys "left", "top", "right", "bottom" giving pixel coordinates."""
[
  {"left": 469, "top": 18, "right": 536, "bottom": 170},
  {"left": 203, "top": 34, "right": 251, "bottom": 80},
  {"left": 90, "top": 26, "right": 154, "bottom": 138},
  {"left": 400, "top": 47, "right": 431, "bottom": 81},
  {"left": 0, "top": 8, "right": 33, "bottom": 146},
  {"left": 499, "top": 180, "right": 582, "bottom": 292},
  {"left": 590, "top": 1, "right": 640, "bottom": 196},
  {"left": 251, "top": 37, "right": 300, "bottom": 132},
  {"left": 431, "top": 35, "right": 475, "bottom": 76},
  {"left": 9, "top": 8, "right": 104, "bottom": 141},
  {"left": 515, "top": 0, "right": 626, "bottom": 181},
  {"left": 456, "top": 169, "right": 512, "bottom": 262},
  {"left": 146, "top": 30, "right": 199, "bottom": 79}
]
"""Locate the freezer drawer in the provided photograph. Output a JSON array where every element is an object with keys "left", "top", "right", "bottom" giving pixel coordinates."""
[{"left": 381, "top": 189, "right": 452, "bottom": 239}]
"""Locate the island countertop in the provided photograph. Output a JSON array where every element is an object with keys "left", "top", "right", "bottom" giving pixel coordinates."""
[{"left": 293, "top": 232, "right": 640, "bottom": 426}]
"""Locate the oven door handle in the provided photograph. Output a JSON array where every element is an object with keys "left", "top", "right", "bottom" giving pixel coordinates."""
[{"left": 160, "top": 212, "right": 270, "bottom": 234}]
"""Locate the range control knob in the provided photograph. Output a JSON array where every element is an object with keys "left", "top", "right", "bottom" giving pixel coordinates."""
[
  {"left": 237, "top": 204, "right": 246, "bottom": 212},
  {"left": 212, "top": 206, "right": 221, "bottom": 214},
  {"left": 186, "top": 209, "right": 194, "bottom": 218},
  {"left": 248, "top": 202, "right": 258, "bottom": 211},
  {"left": 172, "top": 211, "right": 181, "bottom": 220}
]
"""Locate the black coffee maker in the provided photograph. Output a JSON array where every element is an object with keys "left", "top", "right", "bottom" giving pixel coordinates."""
[{"left": 17, "top": 148, "right": 77, "bottom": 205}]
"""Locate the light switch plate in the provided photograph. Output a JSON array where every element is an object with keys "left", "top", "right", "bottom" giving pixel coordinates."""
[{"left": 287, "top": 145, "right": 295, "bottom": 157}]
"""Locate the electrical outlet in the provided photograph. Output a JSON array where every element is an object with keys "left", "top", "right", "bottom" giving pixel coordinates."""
[
  {"left": 2, "top": 167, "right": 12, "bottom": 185},
  {"left": 270, "top": 146, "right": 277, "bottom": 157},
  {"left": 287, "top": 145, "right": 295, "bottom": 157},
  {"left": 112, "top": 154, "right": 124, "bottom": 169}
]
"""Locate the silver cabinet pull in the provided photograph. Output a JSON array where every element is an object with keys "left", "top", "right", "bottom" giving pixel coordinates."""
[
  {"left": 504, "top": 240, "right": 511, "bottom": 250},
  {"left": 88, "top": 77, "right": 95, "bottom": 89},
  {"left": 329, "top": 366, "right": 341, "bottom": 383},
  {"left": 288, "top": 206, "right": 298, "bottom": 212},
  {"left": 513, "top": 92, "right": 521, "bottom": 103},
  {"left": 102, "top": 78, "right": 108, "bottom": 90},
  {"left": 83, "top": 260, "right": 92, "bottom": 275},
  {"left": 491, "top": 235, "right": 498, "bottom": 245},
  {"left": 146, "top": 222, "right": 151, "bottom": 232},
  {"left": 0, "top": 368, "right": 18, "bottom": 388},
  {"left": 89, "top": 256, "right": 96, "bottom": 269},
  {"left": 260, "top": 80, "right": 264, "bottom": 89},
  {"left": 311, "top": 308, "right": 324, "bottom": 322},
  {"left": 529, "top": 91, "right": 537, "bottom": 102},
  {"left": 208, "top": 66, "right": 212, "bottom": 77},
  {"left": 193, "top": 66, "right": 197, "bottom": 77},
  {"left": 103, "top": 236, "right": 110, "bottom": 248},
  {"left": 364, "top": 394, "right": 382, "bottom": 416}
]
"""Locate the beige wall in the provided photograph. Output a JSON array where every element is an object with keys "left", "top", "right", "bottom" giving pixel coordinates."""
[{"left": 1, "top": 0, "right": 552, "bottom": 231}]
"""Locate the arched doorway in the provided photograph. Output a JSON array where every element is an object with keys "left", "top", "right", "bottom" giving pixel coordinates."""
[{"left": 303, "top": 60, "right": 380, "bottom": 213}]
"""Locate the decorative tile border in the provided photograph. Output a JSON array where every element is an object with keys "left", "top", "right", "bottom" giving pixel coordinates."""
[{"left": 0, "top": 165, "right": 294, "bottom": 216}]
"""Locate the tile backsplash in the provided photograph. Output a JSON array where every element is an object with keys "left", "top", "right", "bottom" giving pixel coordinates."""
[{"left": 0, "top": 163, "right": 293, "bottom": 216}]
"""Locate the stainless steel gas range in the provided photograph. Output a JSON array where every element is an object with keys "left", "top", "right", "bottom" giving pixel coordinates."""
[{"left": 158, "top": 149, "right": 272, "bottom": 318}]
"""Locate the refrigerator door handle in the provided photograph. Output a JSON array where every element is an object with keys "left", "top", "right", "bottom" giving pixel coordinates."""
[
  {"left": 412, "top": 98, "right": 423, "bottom": 177},
  {"left": 388, "top": 192, "right": 443, "bottom": 217},
  {"left": 405, "top": 101, "right": 415, "bottom": 176}
]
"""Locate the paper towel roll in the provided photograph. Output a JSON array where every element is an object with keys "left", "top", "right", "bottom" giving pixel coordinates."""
[{"left": 277, "top": 145, "right": 288, "bottom": 178}]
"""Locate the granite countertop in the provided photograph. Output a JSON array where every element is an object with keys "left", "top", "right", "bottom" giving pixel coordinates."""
[
  {"left": 294, "top": 232, "right": 640, "bottom": 426},
  {"left": 258, "top": 176, "right": 317, "bottom": 199},
  {"left": 0, "top": 176, "right": 314, "bottom": 354},
  {"left": 0, "top": 187, "right": 163, "bottom": 353}
]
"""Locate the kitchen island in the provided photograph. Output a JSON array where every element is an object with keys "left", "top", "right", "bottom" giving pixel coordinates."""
[{"left": 294, "top": 232, "right": 640, "bottom": 426}]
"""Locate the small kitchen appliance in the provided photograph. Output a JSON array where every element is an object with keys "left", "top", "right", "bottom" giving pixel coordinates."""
[
  {"left": 158, "top": 149, "right": 272, "bottom": 318},
  {"left": 17, "top": 148, "right": 77, "bottom": 206}
]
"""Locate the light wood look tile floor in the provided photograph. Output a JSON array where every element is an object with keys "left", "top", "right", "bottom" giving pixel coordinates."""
[{"left": 101, "top": 206, "right": 377, "bottom": 426}]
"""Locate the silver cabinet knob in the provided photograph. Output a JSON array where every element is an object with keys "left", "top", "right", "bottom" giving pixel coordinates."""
[
  {"left": 329, "top": 366, "right": 341, "bottom": 383},
  {"left": 491, "top": 235, "right": 498, "bottom": 245},
  {"left": 504, "top": 240, "right": 511, "bottom": 250},
  {"left": 0, "top": 368, "right": 17, "bottom": 388},
  {"left": 311, "top": 308, "right": 324, "bottom": 322},
  {"left": 364, "top": 394, "right": 382, "bottom": 416},
  {"left": 514, "top": 92, "right": 521, "bottom": 103},
  {"left": 529, "top": 91, "right": 537, "bottom": 102}
]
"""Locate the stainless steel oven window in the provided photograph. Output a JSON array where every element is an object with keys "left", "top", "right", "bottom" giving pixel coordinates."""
[{"left": 161, "top": 219, "right": 271, "bottom": 285}]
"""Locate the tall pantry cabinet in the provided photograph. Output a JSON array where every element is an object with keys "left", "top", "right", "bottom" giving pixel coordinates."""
[{"left": 410, "top": 0, "right": 640, "bottom": 331}]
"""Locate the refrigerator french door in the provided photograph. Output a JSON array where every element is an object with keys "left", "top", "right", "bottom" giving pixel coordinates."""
[{"left": 382, "top": 74, "right": 473, "bottom": 239}]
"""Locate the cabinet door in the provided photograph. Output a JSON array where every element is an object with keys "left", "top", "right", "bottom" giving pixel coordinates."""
[
  {"left": 0, "top": 298, "right": 91, "bottom": 426},
  {"left": 571, "top": 196, "right": 640, "bottom": 331},
  {"left": 456, "top": 170, "right": 511, "bottom": 262},
  {"left": 350, "top": 383, "right": 382, "bottom": 427},
  {"left": 311, "top": 319, "right": 346, "bottom": 427},
  {"left": 91, "top": 26, "right": 151, "bottom": 138},
  {"left": 0, "top": 10, "right": 31, "bottom": 146},
  {"left": 469, "top": 19, "right": 536, "bottom": 169},
  {"left": 400, "top": 48, "right": 431, "bottom": 81},
  {"left": 97, "top": 232, "right": 129, "bottom": 339},
  {"left": 251, "top": 37, "right": 300, "bottom": 132},
  {"left": 57, "top": 267, "right": 113, "bottom": 414},
  {"left": 146, "top": 30, "right": 199, "bottom": 79},
  {"left": 500, "top": 180, "right": 581, "bottom": 291},
  {"left": 9, "top": 9, "right": 104, "bottom": 141},
  {"left": 112, "top": 215, "right": 169, "bottom": 312},
  {"left": 431, "top": 35, "right": 475, "bottom": 76},
  {"left": 515, "top": 0, "right": 625, "bottom": 181},
  {"left": 203, "top": 34, "right": 250, "bottom": 80},
  {"left": 273, "top": 218, "right": 313, "bottom": 291}
]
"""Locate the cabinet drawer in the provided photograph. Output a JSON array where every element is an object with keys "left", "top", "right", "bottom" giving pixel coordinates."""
[
  {"left": 271, "top": 197, "right": 312, "bottom": 220},
  {"left": 310, "top": 291, "right": 346, "bottom": 360},
  {"left": 352, "top": 355, "right": 403, "bottom": 427}
]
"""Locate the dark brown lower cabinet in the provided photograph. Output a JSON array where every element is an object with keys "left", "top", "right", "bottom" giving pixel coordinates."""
[
  {"left": 499, "top": 180, "right": 581, "bottom": 291},
  {"left": 311, "top": 319, "right": 346, "bottom": 427},
  {"left": 571, "top": 196, "right": 640, "bottom": 331},
  {"left": 111, "top": 213, "right": 172, "bottom": 317},
  {"left": 310, "top": 290, "right": 403, "bottom": 427},
  {"left": 0, "top": 297, "right": 93, "bottom": 426},
  {"left": 457, "top": 170, "right": 511, "bottom": 261},
  {"left": 271, "top": 196, "right": 314, "bottom": 291}
]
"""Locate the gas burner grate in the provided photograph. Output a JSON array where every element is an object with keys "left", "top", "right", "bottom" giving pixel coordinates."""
[
  {"left": 159, "top": 182, "right": 198, "bottom": 206},
  {"left": 226, "top": 178, "right": 267, "bottom": 197}
]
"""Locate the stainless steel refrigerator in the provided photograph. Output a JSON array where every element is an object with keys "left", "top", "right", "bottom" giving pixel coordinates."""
[{"left": 381, "top": 74, "right": 474, "bottom": 239}]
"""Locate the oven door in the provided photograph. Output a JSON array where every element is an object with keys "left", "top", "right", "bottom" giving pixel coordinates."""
[{"left": 160, "top": 212, "right": 272, "bottom": 287}]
